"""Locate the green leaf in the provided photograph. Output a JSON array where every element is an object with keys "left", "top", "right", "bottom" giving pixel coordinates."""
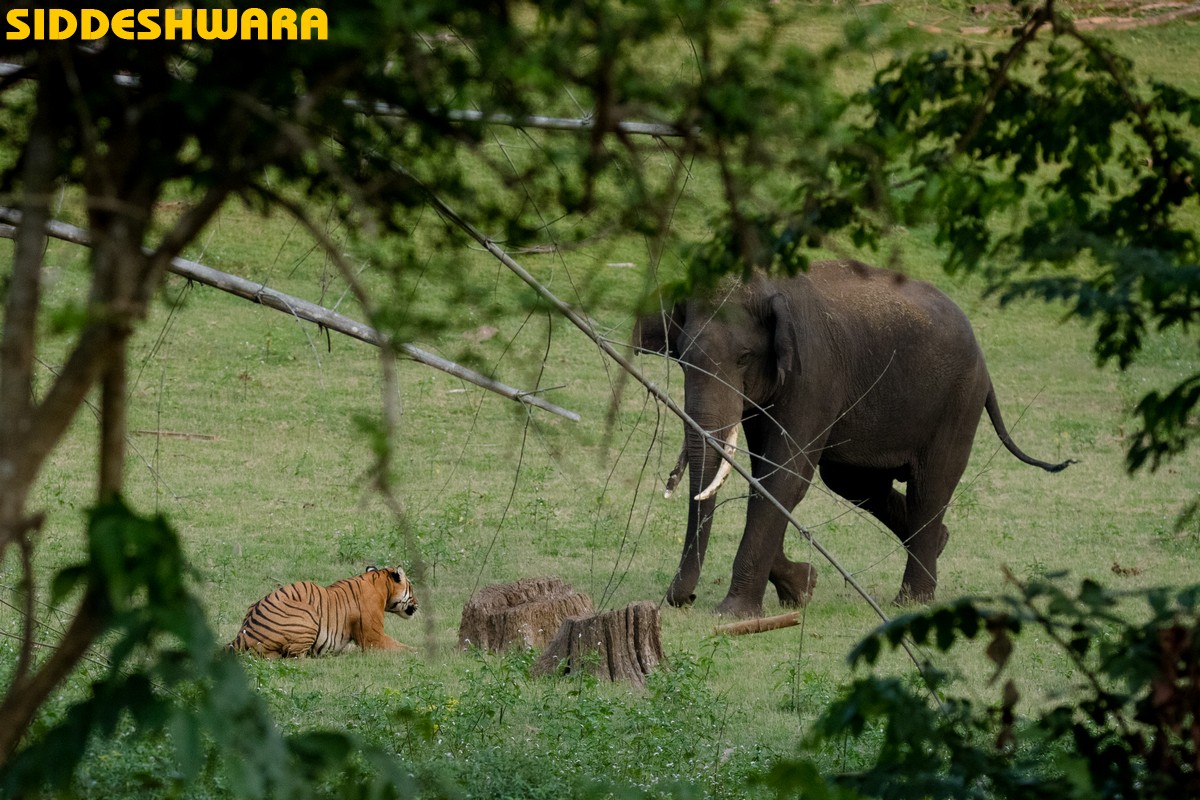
[
  {"left": 170, "top": 710, "right": 204, "bottom": 783},
  {"left": 49, "top": 566, "right": 88, "bottom": 605}
]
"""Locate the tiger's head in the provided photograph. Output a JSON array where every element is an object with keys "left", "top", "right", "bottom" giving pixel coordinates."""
[{"left": 366, "top": 565, "right": 418, "bottom": 618}]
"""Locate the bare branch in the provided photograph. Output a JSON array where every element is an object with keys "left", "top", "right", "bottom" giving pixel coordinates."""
[
  {"left": 955, "top": 1, "right": 1054, "bottom": 159},
  {"left": 0, "top": 63, "right": 695, "bottom": 139},
  {"left": 0, "top": 209, "right": 580, "bottom": 422}
]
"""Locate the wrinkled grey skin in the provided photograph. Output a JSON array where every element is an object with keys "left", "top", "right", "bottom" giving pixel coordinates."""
[{"left": 635, "top": 260, "right": 1072, "bottom": 617}]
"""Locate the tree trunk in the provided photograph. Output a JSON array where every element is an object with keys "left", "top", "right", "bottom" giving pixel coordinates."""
[
  {"left": 457, "top": 576, "right": 593, "bottom": 652},
  {"left": 533, "top": 601, "right": 665, "bottom": 687}
]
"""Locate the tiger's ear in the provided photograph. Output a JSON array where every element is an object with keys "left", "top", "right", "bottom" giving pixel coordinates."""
[
  {"left": 366, "top": 565, "right": 379, "bottom": 573},
  {"left": 390, "top": 569, "right": 404, "bottom": 583}
]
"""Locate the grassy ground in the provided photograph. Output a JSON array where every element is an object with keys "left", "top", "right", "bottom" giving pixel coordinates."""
[{"left": 4, "top": 4, "right": 1200, "bottom": 798}]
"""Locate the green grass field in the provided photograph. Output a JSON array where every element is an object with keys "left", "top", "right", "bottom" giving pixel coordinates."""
[{"left": 4, "top": 4, "right": 1200, "bottom": 797}]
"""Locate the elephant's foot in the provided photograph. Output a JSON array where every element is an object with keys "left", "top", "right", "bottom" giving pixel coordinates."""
[
  {"left": 772, "top": 562, "right": 817, "bottom": 608},
  {"left": 714, "top": 594, "right": 764, "bottom": 618},
  {"left": 893, "top": 582, "right": 936, "bottom": 606}
]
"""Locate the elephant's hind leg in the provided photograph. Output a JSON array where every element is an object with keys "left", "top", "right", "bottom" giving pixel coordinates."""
[
  {"left": 894, "top": 451, "right": 974, "bottom": 604},
  {"left": 892, "top": 491, "right": 952, "bottom": 604},
  {"left": 819, "top": 462, "right": 945, "bottom": 603},
  {"left": 745, "top": 424, "right": 819, "bottom": 611}
]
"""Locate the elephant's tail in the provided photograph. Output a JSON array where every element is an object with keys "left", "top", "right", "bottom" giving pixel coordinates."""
[{"left": 984, "top": 386, "right": 1077, "bottom": 473}]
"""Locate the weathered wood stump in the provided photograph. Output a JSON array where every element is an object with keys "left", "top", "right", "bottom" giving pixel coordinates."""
[
  {"left": 457, "top": 576, "right": 593, "bottom": 652},
  {"left": 533, "top": 601, "right": 665, "bottom": 687}
]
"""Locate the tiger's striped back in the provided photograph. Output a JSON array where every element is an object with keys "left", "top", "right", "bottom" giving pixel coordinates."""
[{"left": 227, "top": 566, "right": 418, "bottom": 658}]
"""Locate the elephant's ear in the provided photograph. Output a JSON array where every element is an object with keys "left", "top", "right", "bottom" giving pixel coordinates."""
[
  {"left": 768, "top": 293, "right": 800, "bottom": 385},
  {"left": 633, "top": 303, "right": 685, "bottom": 358}
]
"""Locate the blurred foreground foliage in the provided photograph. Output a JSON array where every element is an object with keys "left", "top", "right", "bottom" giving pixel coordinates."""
[
  {"left": 3, "top": 499, "right": 419, "bottom": 799},
  {"left": 762, "top": 574, "right": 1200, "bottom": 800}
]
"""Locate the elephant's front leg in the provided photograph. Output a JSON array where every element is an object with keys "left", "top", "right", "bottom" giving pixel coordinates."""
[{"left": 716, "top": 466, "right": 815, "bottom": 617}]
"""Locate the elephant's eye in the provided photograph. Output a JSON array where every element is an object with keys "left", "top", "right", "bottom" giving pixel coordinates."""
[{"left": 736, "top": 350, "right": 754, "bottom": 367}]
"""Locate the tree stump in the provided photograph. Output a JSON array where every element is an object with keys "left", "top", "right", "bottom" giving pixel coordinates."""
[
  {"left": 533, "top": 601, "right": 664, "bottom": 687},
  {"left": 457, "top": 576, "right": 593, "bottom": 652}
]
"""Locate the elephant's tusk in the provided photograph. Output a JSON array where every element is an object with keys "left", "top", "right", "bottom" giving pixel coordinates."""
[
  {"left": 694, "top": 427, "right": 739, "bottom": 501},
  {"left": 663, "top": 445, "right": 688, "bottom": 499}
]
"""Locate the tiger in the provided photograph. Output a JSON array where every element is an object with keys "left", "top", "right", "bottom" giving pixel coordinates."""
[{"left": 227, "top": 565, "right": 418, "bottom": 658}]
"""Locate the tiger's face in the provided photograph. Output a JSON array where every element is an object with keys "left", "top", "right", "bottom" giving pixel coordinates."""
[{"left": 375, "top": 566, "right": 418, "bottom": 619}]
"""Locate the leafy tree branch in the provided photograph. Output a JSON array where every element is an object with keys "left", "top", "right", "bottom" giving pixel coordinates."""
[{"left": 770, "top": 575, "right": 1200, "bottom": 799}]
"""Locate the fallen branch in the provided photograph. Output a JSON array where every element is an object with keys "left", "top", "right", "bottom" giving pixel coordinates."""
[
  {"left": 714, "top": 611, "right": 801, "bottom": 637},
  {"left": 962, "top": 0, "right": 1200, "bottom": 31},
  {"left": 131, "top": 430, "right": 219, "bottom": 441},
  {"left": 353, "top": 100, "right": 693, "bottom": 138},
  {"left": 0, "top": 211, "right": 580, "bottom": 422}
]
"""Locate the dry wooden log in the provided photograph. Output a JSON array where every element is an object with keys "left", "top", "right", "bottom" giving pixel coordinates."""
[
  {"left": 457, "top": 576, "right": 593, "bottom": 652},
  {"left": 713, "top": 611, "right": 802, "bottom": 637},
  {"left": 534, "top": 601, "right": 664, "bottom": 687}
]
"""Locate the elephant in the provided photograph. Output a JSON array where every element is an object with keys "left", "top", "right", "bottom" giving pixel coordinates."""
[{"left": 634, "top": 259, "right": 1073, "bottom": 617}]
